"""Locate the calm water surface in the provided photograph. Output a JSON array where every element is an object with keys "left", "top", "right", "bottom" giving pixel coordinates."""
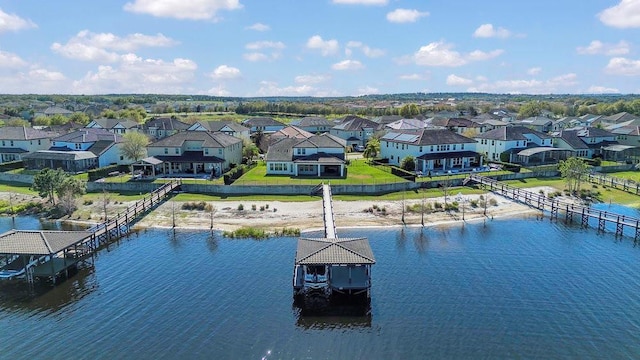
[{"left": 1, "top": 215, "right": 640, "bottom": 359}]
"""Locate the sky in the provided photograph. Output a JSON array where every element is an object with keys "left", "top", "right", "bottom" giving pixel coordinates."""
[{"left": 0, "top": 0, "right": 639, "bottom": 96}]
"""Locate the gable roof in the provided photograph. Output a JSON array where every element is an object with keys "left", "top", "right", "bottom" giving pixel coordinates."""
[
  {"left": 189, "top": 121, "right": 249, "bottom": 133},
  {"left": 295, "top": 237, "right": 375, "bottom": 265},
  {"left": 148, "top": 130, "right": 242, "bottom": 148},
  {"left": 293, "top": 116, "right": 333, "bottom": 127},
  {"left": 0, "top": 126, "right": 54, "bottom": 141},
  {"left": 427, "top": 117, "right": 478, "bottom": 128},
  {"left": 242, "top": 117, "right": 285, "bottom": 127},
  {"left": 519, "top": 116, "right": 554, "bottom": 126},
  {"left": 385, "top": 118, "right": 429, "bottom": 130},
  {"left": 53, "top": 128, "right": 121, "bottom": 143},
  {"left": 271, "top": 125, "right": 314, "bottom": 140},
  {"left": 142, "top": 117, "right": 190, "bottom": 131},
  {"left": 602, "top": 112, "right": 638, "bottom": 123},
  {"left": 0, "top": 230, "right": 93, "bottom": 255},
  {"left": 382, "top": 129, "right": 476, "bottom": 146},
  {"left": 90, "top": 118, "right": 139, "bottom": 130},
  {"left": 332, "top": 116, "right": 378, "bottom": 131},
  {"left": 476, "top": 126, "right": 551, "bottom": 141},
  {"left": 43, "top": 106, "right": 73, "bottom": 116},
  {"left": 293, "top": 133, "right": 346, "bottom": 148},
  {"left": 265, "top": 133, "right": 345, "bottom": 162}
]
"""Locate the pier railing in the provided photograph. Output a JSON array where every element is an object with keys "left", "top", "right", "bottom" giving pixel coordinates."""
[
  {"left": 466, "top": 174, "right": 640, "bottom": 240},
  {"left": 586, "top": 172, "right": 640, "bottom": 195}
]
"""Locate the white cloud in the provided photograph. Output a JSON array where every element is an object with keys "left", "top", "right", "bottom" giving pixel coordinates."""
[
  {"left": 346, "top": 41, "right": 385, "bottom": 58},
  {"left": 386, "top": 9, "right": 429, "bottom": 23},
  {"left": 306, "top": 35, "right": 339, "bottom": 56},
  {"left": 410, "top": 41, "right": 503, "bottom": 67},
  {"left": 246, "top": 23, "right": 270, "bottom": 31},
  {"left": 0, "top": 68, "right": 67, "bottom": 94},
  {"left": 468, "top": 73, "right": 578, "bottom": 94},
  {"left": 255, "top": 80, "right": 316, "bottom": 96},
  {"left": 357, "top": 86, "right": 379, "bottom": 95},
  {"left": 577, "top": 40, "right": 630, "bottom": 56},
  {"left": 245, "top": 41, "right": 285, "bottom": 50},
  {"left": 587, "top": 85, "right": 620, "bottom": 94},
  {"left": 332, "top": 59, "right": 364, "bottom": 70},
  {"left": 51, "top": 30, "right": 178, "bottom": 62},
  {"left": 0, "top": 51, "right": 27, "bottom": 68},
  {"left": 599, "top": 0, "right": 640, "bottom": 28},
  {"left": 210, "top": 65, "right": 241, "bottom": 79},
  {"left": 243, "top": 52, "right": 269, "bottom": 62},
  {"left": 446, "top": 74, "right": 473, "bottom": 86},
  {"left": 72, "top": 56, "right": 198, "bottom": 94},
  {"left": 332, "top": 0, "right": 387, "bottom": 5},
  {"left": 605, "top": 57, "right": 640, "bottom": 76},
  {"left": 399, "top": 73, "right": 429, "bottom": 80},
  {"left": 0, "top": 9, "right": 37, "bottom": 33},
  {"left": 473, "top": 24, "right": 511, "bottom": 38},
  {"left": 295, "top": 74, "right": 330, "bottom": 84},
  {"left": 123, "top": 0, "right": 242, "bottom": 20},
  {"left": 527, "top": 67, "right": 542, "bottom": 75},
  {"left": 207, "top": 85, "right": 230, "bottom": 96}
]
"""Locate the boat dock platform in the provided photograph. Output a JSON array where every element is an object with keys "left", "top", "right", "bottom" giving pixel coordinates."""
[{"left": 0, "top": 179, "right": 181, "bottom": 285}]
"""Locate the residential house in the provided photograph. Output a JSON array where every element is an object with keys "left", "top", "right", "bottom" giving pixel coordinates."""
[
  {"left": 601, "top": 112, "right": 638, "bottom": 125},
  {"left": 34, "top": 106, "right": 73, "bottom": 118},
  {"left": 475, "top": 126, "right": 553, "bottom": 162},
  {"left": 0, "top": 126, "right": 55, "bottom": 163},
  {"left": 380, "top": 129, "right": 480, "bottom": 174},
  {"left": 86, "top": 118, "right": 139, "bottom": 134},
  {"left": 269, "top": 126, "right": 314, "bottom": 144},
  {"left": 426, "top": 117, "right": 484, "bottom": 135},
  {"left": 552, "top": 117, "right": 581, "bottom": 132},
  {"left": 385, "top": 118, "right": 430, "bottom": 131},
  {"left": 290, "top": 116, "right": 333, "bottom": 133},
  {"left": 329, "top": 115, "right": 379, "bottom": 148},
  {"left": 242, "top": 117, "right": 286, "bottom": 134},
  {"left": 22, "top": 128, "right": 124, "bottom": 172},
  {"left": 373, "top": 115, "right": 403, "bottom": 126},
  {"left": 266, "top": 133, "right": 346, "bottom": 177},
  {"left": 141, "top": 117, "right": 190, "bottom": 140},
  {"left": 187, "top": 121, "right": 250, "bottom": 139},
  {"left": 517, "top": 116, "right": 553, "bottom": 133},
  {"left": 553, "top": 127, "right": 618, "bottom": 159},
  {"left": 146, "top": 131, "right": 242, "bottom": 177}
]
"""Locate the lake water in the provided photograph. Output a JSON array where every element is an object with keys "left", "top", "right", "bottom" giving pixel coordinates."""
[{"left": 1, "top": 214, "right": 640, "bottom": 359}]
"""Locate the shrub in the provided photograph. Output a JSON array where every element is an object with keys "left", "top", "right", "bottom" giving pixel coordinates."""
[
  {"left": 251, "top": 204, "right": 257, "bottom": 211},
  {"left": 83, "top": 199, "right": 93, "bottom": 205},
  {"left": 265, "top": 204, "right": 269, "bottom": 209},
  {"left": 181, "top": 201, "right": 213, "bottom": 211},
  {"left": 260, "top": 206, "right": 265, "bottom": 211},
  {"left": 489, "top": 198, "right": 498, "bottom": 206},
  {"left": 469, "top": 199, "right": 479, "bottom": 208},
  {"left": 237, "top": 204, "right": 244, "bottom": 211},
  {"left": 223, "top": 227, "right": 268, "bottom": 239},
  {"left": 434, "top": 201, "right": 442, "bottom": 210}
]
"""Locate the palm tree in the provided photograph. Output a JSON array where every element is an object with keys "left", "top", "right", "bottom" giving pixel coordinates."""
[{"left": 363, "top": 138, "right": 380, "bottom": 163}]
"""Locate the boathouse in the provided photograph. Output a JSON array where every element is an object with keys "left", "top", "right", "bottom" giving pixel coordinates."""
[
  {"left": 0, "top": 230, "right": 94, "bottom": 284},
  {"left": 293, "top": 237, "right": 375, "bottom": 297}
]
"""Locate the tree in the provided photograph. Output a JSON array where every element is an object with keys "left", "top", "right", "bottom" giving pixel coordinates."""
[
  {"left": 57, "top": 177, "right": 86, "bottom": 215},
  {"left": 242, "top": 139, "right": 259, "bottom": 163},
  {"left": 399, "top": 104, "right": 420, "bottom": 118},
  {"left": 363, "top": 138, "right": 380, "bottom": 162},
  {"left": 32, "top": 168, "right": 67, "bottom": 205},
  {"left": 558, "top": 157, "right": 589, "bottom": 193},
  {"left": 517, "top": 101, "right": 543, "bottom": 119},
  {"left": 69, "top": 112, "right": 90, "bottom": 125},
  {"left": 120, "top": 132, "right": 150, "bottom": 173},
  {"left": 400, "top": 156, "right": 416, "bottom": 172}
]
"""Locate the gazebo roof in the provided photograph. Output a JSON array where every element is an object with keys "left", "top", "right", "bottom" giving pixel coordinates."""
[
  {"left": 0, "top": 230, "right": 92, "bottom": 255},
  {"left": 295, "top": 237, "right": 375, "bottom": 265}
]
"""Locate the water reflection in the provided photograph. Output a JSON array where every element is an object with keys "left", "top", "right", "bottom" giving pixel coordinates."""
[
  {"left": 293, "top": 296, "right": 372, "bottom": 330},
  {"left": 413, "top": 230, "right": 429, "bottom": 254}
]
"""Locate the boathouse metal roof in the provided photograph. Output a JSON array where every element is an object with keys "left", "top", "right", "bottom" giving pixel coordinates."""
[
  {"left": 295, "top": 237, "right": 376, "bottom": 265},
  {"left": 0, "top": 230, "right": 92, "bottom": 255}
]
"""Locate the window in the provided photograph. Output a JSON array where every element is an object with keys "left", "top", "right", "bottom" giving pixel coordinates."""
[
  {"left": 453, "top": 144, "right": 456, "bottom": 150},
  {"left": 75, "top": 143, "right": 81, "bottom": 150},
  {"left": 38, "top": 139, "right": 41, "bottom": 145},
  {"left": 205, "top": 148, "right": 209, "bottom": 154},
  {"left": 419, "top": 146, "right": 423, "bottom": 152},
  {"left": 430, "top": 146, "right": 433, "bottom": 151},
  {"left": 164, "top": 148, "right": 168, "bottom": 154},
  {"left": 175, "top": 148, "right": 179, "bottom": 154},
  {"left": 10, "top": 141, "right": 14, "bottom": 147},
  {"left": 461, "top": 144, "right": 465, "bottom": 149},
  {"left": 491, "top": 140, "right": 495, "bottom": 146},
  {"left": 120, "top": 156, "right": 124, "bottom": 160},
  {"left": 219, "top": 149, "right": 223, "bottom": 155}
]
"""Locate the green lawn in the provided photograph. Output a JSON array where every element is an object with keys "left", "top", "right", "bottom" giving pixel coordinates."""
[
  {"left": 234, "top": 160, "right": 407, "bottom": 185},
  {"left": 603, "top": 171, "right": 640, "bottom": 182}
]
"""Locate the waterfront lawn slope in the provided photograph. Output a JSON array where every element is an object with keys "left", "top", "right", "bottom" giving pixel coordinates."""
[{"left": 233, "top": 160, "right": 406, "bottom": 185}]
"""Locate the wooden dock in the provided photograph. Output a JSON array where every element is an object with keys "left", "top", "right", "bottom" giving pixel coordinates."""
[
  {"left": 586, "top": 172, "right": 640, "bottom": 195},
  {"left": 465, "top": 174, "right": 640, "bottom": 241},
  {"left": 0, "top": 179, "right": 182, "bottom": 285}
]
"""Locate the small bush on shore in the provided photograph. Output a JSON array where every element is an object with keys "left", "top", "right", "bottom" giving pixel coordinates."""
[
  {"left": 469, "top": 199, "right": 479, "bottom": 208},
  {"left": 223, "top": 227, "right": 268, "bottom": 239},
  {"left": 181, "top": 201, "right": 213, "bottom": 211},
  {"left": 274, "top": 228, "right": 301, "bottom": 237},
  {"left": 489, "top": 198, "right": 498, "bottom": 206},
  {"left": 251, "top": 204, "right": 257, "bottom": 211},
  {"left": 237, "top": 204, "right": 244, "bottom": 211}
]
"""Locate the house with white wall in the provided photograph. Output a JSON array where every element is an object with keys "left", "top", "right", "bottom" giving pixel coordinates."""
[
  {"left": 0, "top": 126, "right": 54, "bottom": 163},
  {"left": 86, "top": 118, "right": 139, "bottom": 134},
  {"left": 475, "top": 126, "right": 552, "bottom": 162},
  {"left": 187, "top": 121, "right": 250, "bottom": 139},
  {"left": 266, "top": 133, "right": 346, "bottom": 177},
  {"left": 242, "top": 117, "right": 286, "bottom": 134},
  {"left": 141, "top": 117, "right": 190, "bottom": 140},
  {"left": 380, "top": 129, "right": 480, "bottom": 174},
  {"left": 553, "top": 127, "right": 618, "bottom": 159},
  {"left": 329, "top": 115, "right": 379, "bottom": 148}
]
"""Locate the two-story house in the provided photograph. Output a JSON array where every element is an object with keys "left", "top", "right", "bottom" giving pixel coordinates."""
[
  {"left": 146, "top": 131, "right": 242, "bottom": 177},
  {"left": 0, "top": 126, "right": 55, "bottom": 163},
  {"left": 380, "top": 129, "right": 480, "bottom": 174},
  {"left": 141, "top": 117, "right": 190, "bottom": 140},
  {"left": 266, "top": 133, "right": 346, "bottom": 177},
  {"left": 329, "top": 115, "right": 379, "bottom": 148},
  {"left": 22, "top": 128, "right": 124, "bottom": 172},
  {"left": 475, "top": 126, "right": 553, "bottom": 162},
  {"left": 517, "top": 116, "right": 553, "bottom": 133},
  {"left": 242, "top": 117, "right": 286, "bottom": 134},
  {"left": 86, "top": 118, "right": 139, "bottom": 134},
  {"left": 553, "top": 127, "right": 618, "bottom": 159},
  {"left": 187, "top": 121, "right": 250, "bottom": 139},
  {"left": 290, "top": 116, "right": 333, "bottom": 134}
]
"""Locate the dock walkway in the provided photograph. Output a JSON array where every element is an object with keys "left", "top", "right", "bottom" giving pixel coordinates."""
[{"left": 465, "top": 174, "right": 640, "bottom": 241}]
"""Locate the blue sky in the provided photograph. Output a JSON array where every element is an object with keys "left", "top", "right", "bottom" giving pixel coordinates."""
[{"left": 0, "top": 0, "right": 638, "bottom": 96}]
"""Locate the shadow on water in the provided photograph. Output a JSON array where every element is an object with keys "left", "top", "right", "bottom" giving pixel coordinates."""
[
  {"left": 0, "top": 266, "right": 98, "bottom": 315},
  {"left": 413, "top": 229, "right": 429, "bottom": 254},
  {"left": 292, "top": 293, "right": 372, "bottom": 330}
]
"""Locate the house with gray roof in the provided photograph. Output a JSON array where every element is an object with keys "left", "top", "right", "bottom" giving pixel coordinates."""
[
  {"left": 242, "top": 117, "right": 286, "bottom": 134},
  {"left": 380, "top": 129, "right": 480, "bottom": 175},
  {"left": 187, "top": 120, "right": 249, "bottom": 139},
  {"left": 146, "top": 131, "right": 242, "bottom": 177},
  {"left": 516, "top": 116, "right": 553, "bottom": 133},
  {"left": 385, "top": 118, "right": 431, "bottom": 131},
  {"left": 553, "top": 127, "right": 618, "bottom": 159},
  {"left": 475, "top": 126, "right": 553, "bottom": 162},
  {"left": 329, "top": 115, "right": 379, "bottom": 148},
  {"left": 34, "top": 106, "right": 73, "bottom": 118},
  {"left": 290, "top": 116, "right": 333, "bottom": 133},
  {"left": 0, "top": 126, "right": 55, "bottom": 163},
  {"left": 269, "top": 125, "right": 314, "bottom": 145},
  {"left": 426, "top": 117, "right": 484, "bottom": 135},
  {"left": 266, "top": 133, "right": 346, "bottom": 177},
  {"left": 141, "top": 117, "right": 190, "bottom": 140},
  {"left": 601, "top": 112, "right": 638, "bottom": 125},
  {"left": 22, "top": 128, "right": 125, "bottom": 171},
  {"left": 86, "top": 118, "right": 139, "bottom": 134}
]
